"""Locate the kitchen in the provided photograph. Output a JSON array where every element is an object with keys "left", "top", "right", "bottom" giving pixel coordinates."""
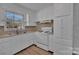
[{"left": 0, "top": 3, "right": 78, "bottom": 55}]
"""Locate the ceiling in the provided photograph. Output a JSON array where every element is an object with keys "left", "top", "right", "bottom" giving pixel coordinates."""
[{"left": 20, "top": 3, "right": 53, "bottom": 11}]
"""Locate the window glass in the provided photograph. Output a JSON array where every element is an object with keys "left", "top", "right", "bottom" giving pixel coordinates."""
[{"left": 5, "top": 11, "right": 23, "bottom": 21}]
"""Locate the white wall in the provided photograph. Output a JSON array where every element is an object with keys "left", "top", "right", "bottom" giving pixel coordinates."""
[
  {"left": 73, "top": 3, "right": 79, "bottom": 54},
  {"left": 0, "top": 3, "right": 37, "bottom": 26},
  {"left": 37, "top": 3, "right": 73, "bottom": 55}
]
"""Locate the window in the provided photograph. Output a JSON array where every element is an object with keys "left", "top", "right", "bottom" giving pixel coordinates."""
[
  {"left": 5, "top": 11, "right": 23, "bottom": 22},
  {"left": 4, "top": 11, "right": 24, "bottom": 28}
]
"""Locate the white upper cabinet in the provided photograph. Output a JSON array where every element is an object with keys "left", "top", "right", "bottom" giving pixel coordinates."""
[
  {"left": 37, "top": 5, "right": 54, "bottom": 21},
  {"left": 37, "top": 3, "right": 73, "bottom": 21},
  {"left": 54, "top": 3, "right": 73, "bottom": 17}
]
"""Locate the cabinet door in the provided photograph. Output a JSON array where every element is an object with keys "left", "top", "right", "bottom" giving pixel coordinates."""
[
  {"left": 0, "top": 37, "right": 16, "bottom": 55},
  {"left": 54, "top": 3, "right": 73, "bottom": 17},
  {"left": 49, "top": 15, "right": 73, "bottom": 55},
  {"left": 8, "top": 34, "right": 33, "bottom": 54},
  {"left": 35, "top": 32, "right": 49, "bottom": 50},
  {"left": 0, "top": 33, "right": 33, "bottom": 55}
]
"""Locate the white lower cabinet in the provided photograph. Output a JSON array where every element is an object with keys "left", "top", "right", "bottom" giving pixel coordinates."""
[
  {"left": 34, "top": 32, "right": 49, "bottom": 50},
  {"left": 0, "top": 33, "right": 33, "bottom": 55},
  {"left": 34, "top": 15, "right": 72, "bottom": 55},
  {"left": 52, "top": 38, "right": 72, "bottom": 55},
  {"left": 0, "top": 16, "right": 73, "bottom": 55}
]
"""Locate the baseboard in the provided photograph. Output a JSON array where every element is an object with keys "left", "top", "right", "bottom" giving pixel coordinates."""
[
  {"left": 72, "top": 52, "right": 79, "bottom": 55},
  {"left": 34, "top": 44, "right": 54, "bottom": 55},
  {"left": 73, "top": 48, "right": 79, "bottom": 55},
  {"left": 48, "top": 51, "right": 54, "bottom": 55}
]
